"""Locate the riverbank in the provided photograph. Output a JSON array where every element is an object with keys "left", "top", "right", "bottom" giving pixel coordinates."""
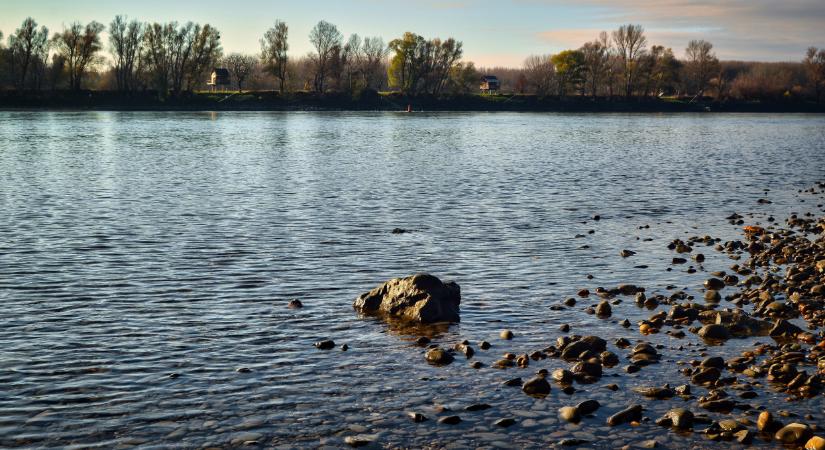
[{"left": 2, "top": 90, "right": 824, "bottom": 113}]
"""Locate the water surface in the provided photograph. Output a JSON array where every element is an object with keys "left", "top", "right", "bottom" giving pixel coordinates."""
[{"left": 1, "top": 112, "right": 824, "bottom": 448}]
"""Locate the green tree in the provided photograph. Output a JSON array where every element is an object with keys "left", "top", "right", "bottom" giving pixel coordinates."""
[{"left": 551, "top": 50, "right": 585, "bottom": 97}]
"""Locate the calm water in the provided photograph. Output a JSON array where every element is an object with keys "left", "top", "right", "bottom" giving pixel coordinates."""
[{"left": 1, "top": 112, "right": 824, "bottom": 449}]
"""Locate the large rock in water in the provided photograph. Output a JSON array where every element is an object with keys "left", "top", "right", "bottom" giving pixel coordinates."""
[{"left": 353, "top": 274, "right": 461, "bottom": 323}]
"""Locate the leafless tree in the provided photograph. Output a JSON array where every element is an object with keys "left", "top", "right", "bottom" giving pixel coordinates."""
[
  {"left": 685, "top": 39, "right": 719, "bottom": 96},
  {"left": 224, "top": 53, "right": 256, "bottom": 91},
  {"left": 7, "top": 18, "right": 50, "bottom": 90},
  {"left": 612, "top": 24, "right": 647, "bottom": 98},
  {"left": 109, "top": 16, "right": 143, "bottom": 92},
  {"left": 523, "top": 54, "right": 554, "bottom": 95},
  {"left": 261, "top": 20, "right": 288, "bottom": 92},
  {"left": 309, "top": 20, "right": 342, "bottom": 92},
  {"left": 804, "top": 47, "right": 825, "bottom": 103},
  {"left": 52, "top": 21, "right": 105, "bottom": 90},
  {"left": 142, "top": 22, "right": 221, "bottom": 96},
  {"left": 580, "top": 31, "right": 610, "bottom": 97},
  {"left": 361, "top": 36, "right": 388, "bottom": 90}
]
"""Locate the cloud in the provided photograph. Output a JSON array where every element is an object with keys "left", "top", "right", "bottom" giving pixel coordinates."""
[{"left": 526, "top": 0, "right": 825, "bottom": 60}]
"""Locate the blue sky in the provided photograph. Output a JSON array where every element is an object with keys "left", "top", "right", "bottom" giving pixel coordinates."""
[{"left": 1, "top": 0, "right": 823, "bottom": 66}]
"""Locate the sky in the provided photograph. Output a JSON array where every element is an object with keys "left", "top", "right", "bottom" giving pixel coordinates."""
[{"left": 1, "top": 0, "right": 823, "bottom": 67}]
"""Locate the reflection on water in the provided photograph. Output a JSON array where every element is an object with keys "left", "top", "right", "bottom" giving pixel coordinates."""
[{"left": 1, "top": 112, "right": 824, "bottom": 448}]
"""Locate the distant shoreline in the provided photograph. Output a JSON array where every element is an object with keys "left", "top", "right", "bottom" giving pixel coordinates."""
[{"left": 2, "top": 91, "right": 824, "bottom": 113}]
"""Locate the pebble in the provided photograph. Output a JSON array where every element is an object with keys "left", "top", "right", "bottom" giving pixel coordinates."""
[
  {"left": 288, "top": 299, "right": 303, "bottom": 308},
  {"left": 522, "top": 376, "right": 551, "bottom": 396},
  {"left": 315, "top": 339, "right": 335, "bottom": 350},
  {"left": 438, "top": 416, "right": 462, "bottom": 425},
  {"left": 500, "top": 330, "right": 514, "bottom": 340},
  {"left": 494, "top": 418, "right": 516, "bottom": 428}
]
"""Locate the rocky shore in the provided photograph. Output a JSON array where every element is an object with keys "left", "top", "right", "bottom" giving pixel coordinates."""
[{"left": 339, "top": 182, "right": 825, "bottom": 449}]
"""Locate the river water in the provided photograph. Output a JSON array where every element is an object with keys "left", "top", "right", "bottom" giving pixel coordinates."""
[{"left": 1, "top": 112, "right": 824, "bottom": 449}]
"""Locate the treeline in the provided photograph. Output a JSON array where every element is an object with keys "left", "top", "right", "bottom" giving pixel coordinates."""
[{"left": 0, "top": 16, "right": 824, "bottom": 103}]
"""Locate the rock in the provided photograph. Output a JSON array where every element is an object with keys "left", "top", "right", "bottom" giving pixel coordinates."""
[
  {"left": 522, "top": 376, "right": 551, "bottom": 396},
  {"left": 621, "top": 249, "right": 636, "bottom": 257},
  {"left": 464, "top": 403, "right": 491, "bottom": 411},
  {"left": 391, "top": 228, "right": 408, "bottom": 234},
  {"left": 704, "top": 290, "right": 721, "bottom": 302},
  {"left": 494, "top": 418, "right": 516, "bottom": 427},
  {"left": 698, "top": 324, "right": 730, "bottom": 340},
  {"left": 595, "top": 301, "right": 612, "bottom": 317},
  {"left": 344, "top": 436, "right": 373, "bottom": 447},
  {"left": 438, "top": 416, "right": 462, "bottom": 425},
  {"left": 315, "top": 339, "right": 335, "bottom": 350},
  {"left": 757, "top": 411, "right": 775, "bottom": 432},
  {"left": 601, "top": 351, "right": 619, "bottom": 367},
  {"left": 704, "top": 278, "right": 725, "bottom": 290},
  {"left": 341, "top": 344, "right": 349, "bottom": 351},
  {"left": 500, "top": 329, "right": 514, "bottom": 340},
  {"left": 607, "top": 405, "right": 643, "bottom": 426},
  {"left": 691, "top": 367, "right": 721, "bottom": 385},
  {"left": 775, "top": 423, "right": 813, "bottom": 444},
  {"left": 576, "top": 400, "right": 600, "bottom": 415},
  {"left": 425, "top": 348, "right": 454, "bottom": 365},
  {"left": 288, "top": 299, "right": 303, "bottom": 308},
  {"left": 559, "top": 406, "right": 581, "bottom": 423},
  {"left": 479, "top": 340, "right": 491, "bottom": 350},
  {"left": 552, "top": 369, "right": 574, "bottom": 384},
  {"left": 415, "top": 337, "right": 431, "bottom": 346},
  {"left": 572, "top": 361, "right": 603, "bottom": 378},
  {"left": 718, "top": 419, "right": 742, "bottom": 432},
  {"left": 353, "top": 274, "right": 460, "bottom": 323},
  {"left": 735, "top": 429, "right": 753, "bottom": 444},
  {"left": 559, "top": 439, "right": 590, "bottom": 446},
  {"left": 633, "top": 386, "right": 674, "bottom": 399},
  {"left": 641, "top": 440, "right": 658, "bottom": 448},
  {"left": 769, "top": 319, "right": 803, "bottom": 338},
  {"left": 408, "top": 412, "right": 428, "bottom": 423},
  {"left": 659, "top": 408, "right": 694, "bottom": 430},
  {"left": 699, "top": 399, "right": 735, "bottom": 412},
  {"left": 806, "top": 436, "right": 825, "bottom": 450},
  {"left": 503, "top": 377, "right": 523, "bottom": 387}
]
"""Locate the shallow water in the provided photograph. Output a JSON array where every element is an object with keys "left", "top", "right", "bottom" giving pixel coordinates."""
[{"left": 1, "top": 111, "right": 824, "bottom": 449}]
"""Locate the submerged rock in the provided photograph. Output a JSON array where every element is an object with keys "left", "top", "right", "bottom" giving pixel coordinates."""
[
  {"left": 607, "top": 404, "right": 643, "bottom": 426},
  {"left": 425, "top": 347, "right": 454, "bottom": 365},
  {"left": 353, "top": 274, "right": 460, "bottom": 323},
  {"left": 522, "top": 376, "right": 551, "bottom": 396}
]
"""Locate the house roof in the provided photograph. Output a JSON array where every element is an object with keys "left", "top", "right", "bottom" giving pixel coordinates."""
[{"left": 213, "top": 68, "right": 230, "bottom": 77}]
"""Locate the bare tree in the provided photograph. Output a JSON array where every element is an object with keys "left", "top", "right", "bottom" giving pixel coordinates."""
[
  {"left": 804, "top": 47, "right": 825, "bottom": 103},
  {"left": 142, "top": 22, "right": 221, "bottom": 96},
  {"left": 612, "top": 24, "right": 647, "bottom": 98},
  {"left": 361, "top": 36, "right": 388, "bottom": 90},
  {"left": 309, "top": 20, "right": 342, "bottom": 93},
  {"left": 224, "top": 53, "right": 256, "bottom": 91},
  {"left": 7, "top": 18, "right": 50, "bottom": 90},
  {"left": 52, "top": 21, "right": 105, "bottom": 90},
  {"left": 684, "top": 39, "right": 719, "bottom": 96},
  {"left": 523, "top": 54, "right": 554, "bottom": 96},
  {"left": 261, "top": 20, "right": 288, "bottom": 92},
  {"left": 580, "top": 31, "right": 610, "bottom": 97},
  {"left": 109, "top": 16, "right": 143, "bottom": 92}
]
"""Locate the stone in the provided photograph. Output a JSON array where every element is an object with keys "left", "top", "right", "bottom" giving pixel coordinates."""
[
  {"left": 353, "top": 274, "right": 460, "bottom": 323},
  {"left": 425, "top": 348, "right": 454, "bottom": 365},
  {"left": 494, "top": 418, "right": 516, "bottom": 427},
  {"left": 559, "top": 406, "right": 581, "bottom": 423},
  {"left": 552, "top": 369, "right": 574, "bottom": 384},
  {"left": 691, "top": 367, "right": 721, "bottom": 385},
  {"left": 344, "top": 436, "right": 373, "bottom": 448},
  {"left": 438, "top": 416, "right": 462, "bottom": 425},
  {"left": 704, "top": 290, "right": 721, "bottom": 302},
  {"left": 465, "top": 403, "right": 491, "bottom": 411},
  {"left": 775, "top": 423, "right": 813, "bottom": 444},
  {"left": 805, "top": 436, "right": 825, "bottom": 450},
  {"left": 408, "top": 412, "right": 427, "bottom": 423},
  {"left": 735, "top": 429, "right": 753, "bottom": 444},
  {"left": 500, "top": 329, "right": 514, "bottom": 340},
  {"left": 595, "top": 301, "right": 612, "bottom": 317},
  {"left": 315, "top": 340, "right": 335, "bottom": 350},
  {"left": 659, "top": 408, "right": 694, "bottom": 430},
  {"left": 607, "top": 405, "right": 643, "bottom": 426},
  {"left": 522, "top": 377, "right": 551, "bottom": 396},
  {"left": 576, "top": 400, "right": 600, "bottom": 415},
  {"left": 479, "top": 340, "right": 491, "bottom": 350},
  {"left": 698, "top": 324, "right": 730, "bottom": 340},
  {"left": 769, "top": 319, "right": 803, "bottom": 338},
  {"left": 757, "top": 411, "right": 775, "bottom": 432},
  {"left": 704, "top": 278, "right": 725, "bottom": 290},
  {"left": 288, "top": 299, "right": 303, "bottom": 308},
  {"left": 621, "top": 249, "right": 636, "bottom": 257}
]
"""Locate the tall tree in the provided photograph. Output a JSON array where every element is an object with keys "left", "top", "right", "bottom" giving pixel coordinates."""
[
  {"left": 7, "top": 18, "right": 49, "bottom": 90},
  {"left": 142, "top": 22, "right": 221, "bottom": 96},
  {"left": 803, "top": 47, "right": 825, "bottom": 103},
  {"left": 308, "top": 20, "right": 342, "bottom": 93},
  {"left": 361, "top": 36, "right": 388, "bottom": 90},
  {"left": 580, "top": 32, "right": 610, "bottom": 97},
  {"left": 109, "top": 16, "right": 143, "bottom": 92},
  {"left": 388, "top": 32, "right": 426, "bottom": 95},
  {"left": 612, "top": 24, "right": 647, "bottom": 98},
  {"left": 551, "top": 49, "right": 585, "bottom": 97},
  {"left": 52, "top": 21, "right": 105, "bottom": 90},
  {"left": 684, "top": 39, "right": 719, "bottom": 96},
  {"left": 224, "top": 53, "right": 256, "bottom": 91},
  {"left": 523, "top": 54, "right": 554, "bottom": 96},
  {"left": 260, "top": 20, "right": 288, "bottom": 92}
]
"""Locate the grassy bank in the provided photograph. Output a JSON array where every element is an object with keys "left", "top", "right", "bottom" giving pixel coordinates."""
[{"left": 1, "top": 90, "right": 824, "bottom": 113}]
